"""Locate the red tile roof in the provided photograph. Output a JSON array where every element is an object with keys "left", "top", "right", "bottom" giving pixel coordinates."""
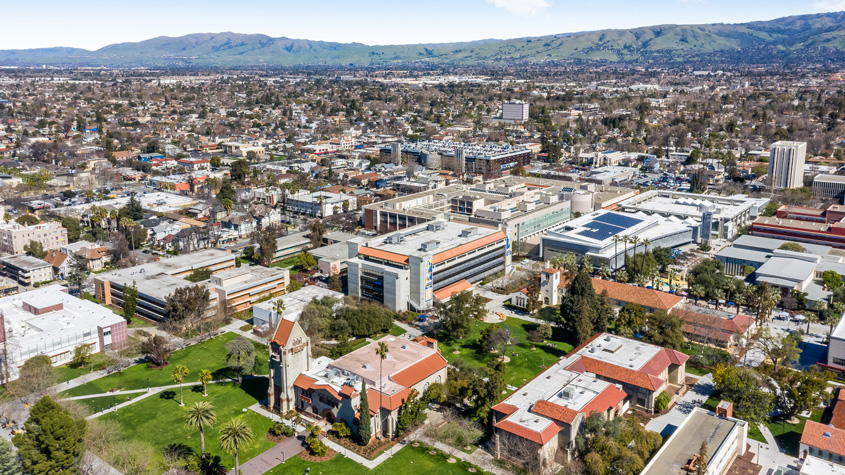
[
  {"left": 801, "top": 421, "right": 845, "bottom": 457},
  {"left": 391, "top": 353, "right": 448, "bottom": 388},
  {"left": 568, "top": 356, "right": 664, "bottom": 391},
  {"left": 491, "top": 403, "right": 519, "bottom": 417},
  {"left": 580, "top": 385, "right": 628, "bottom": 416},
  {"left": 532, "top": 400, "right": 579, "bottom": 424},
  {"left": 673, "top": 307, "right": 755, "bottom": 343},
  {"left": 830, "top": 389, "right": 845, "bottom": 429},
  {"left": 293, "top": 374, "right": 316, "bottom": 391},
  {"left": 272, "top": 319, "right": 295, "bottom": 346},
  {"left": 433, "top": 279, "right": 472, "bottom": 301},
  {"left": 494, "top": 419, "right": 561, "bottom": 445},
  {"left": 591, "top": 278, "right": 683, "bottom": 311}
]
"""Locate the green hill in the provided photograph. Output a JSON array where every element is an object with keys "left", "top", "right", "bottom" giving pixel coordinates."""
[{"left": 2, "top": 12, "right": 845, "bottom": 67}]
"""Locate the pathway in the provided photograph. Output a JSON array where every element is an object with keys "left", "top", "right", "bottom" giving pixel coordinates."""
[
  {"left": 220, "top": 321, "right": 267, "bottom": 345},
  {"left": 228, "top": 432, "right": 305, "bottom": 475},
  {"left": 646, "top": 373, "right": 715, "bottom": 437},
  {"left": 752, "top": 424, "right": 800, "bottom": 474}
]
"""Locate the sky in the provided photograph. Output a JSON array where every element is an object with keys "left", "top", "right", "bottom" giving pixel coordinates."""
[{"left": 4, "top": 0, "right": 845, "bottom": 50}]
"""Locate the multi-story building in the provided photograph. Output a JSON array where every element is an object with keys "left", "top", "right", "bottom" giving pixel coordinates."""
[
  {"left": 768, "top": 141, "right": 807, "bottom": 189},
  {"left": 380, "top": 141, "right": 531, "bottom": 177},
  {"left": 0, "top": 222, "right": 68, "bottom": 256},
  {"left": 813, "top": 174, "right": 845, "bottom": 202},
  {"left": 618, "top": 190, "right": 769, "bottom": 241},
  {"left": 347, "top": 221, "right": 511, "bottom": 312},
  {"left": 501, "top": 100, "right": 530, "bottom": 122},
  {"left": 0, "top": 255, "right": 53, "bottom": 286},
  {"left": 0, "top": 285, "right": 127, "bottom": 380},
  {"left": 95, "top": 249, "right": 288, "bottom": 321},
  {"left": 285, "top": 192, "right": 357, "bottom": 218},
  {"left": 362, "top": 177, "right": 573, "bottom": 244}
]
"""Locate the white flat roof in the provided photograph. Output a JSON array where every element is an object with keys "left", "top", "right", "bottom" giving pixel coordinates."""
[
  {"left": 362, "top": 221, "right": 500, "bottom": 258},
  {"left": 572, "top": 333, "right": 662, "bottom": 371},
  {"left": 254, "top": 286, "right": 344, "bottom": 323}
]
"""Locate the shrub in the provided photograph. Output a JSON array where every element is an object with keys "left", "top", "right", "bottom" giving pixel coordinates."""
[
  {"left": 269, "top": 422, "right": 287, "bottom": 437},
  {"left": 239, "top": 323, "right": 254, "bottom": 332},
  {"left": 332, "top": 422, "right": 351, "bottom": 438},
  {"left": 655, "top": 391, "right": 671, "bottom": 412},
  {"left": 308, "top": 438, "right": 328, "bottom": 457}
]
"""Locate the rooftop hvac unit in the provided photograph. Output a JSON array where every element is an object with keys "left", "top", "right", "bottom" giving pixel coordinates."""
[
  {"left": 561, "top": 388, "right": 573, "bottom": 399},
  {"left": 426, "top": 222, "right": 446, "bottom": 232},
  {"left": 460, "top": 228, "right": 478, "bottom": 238},
  {"left": 421, "top": 241, "right": 440, "bottom": 252}
]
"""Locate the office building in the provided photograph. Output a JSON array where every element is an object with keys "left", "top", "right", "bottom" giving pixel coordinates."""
[
  {"left": 618, "top": 190, "right": 769, "bottom": 241},
  {"left": 813, "top": 174, "right": 845, "bottom": 202},
  {"left": 642, "top": 405, "right": 747, "bottom": 475},
  {"left": 0, "top": 255, "right": 53, "bottom": 286},
  {"left": 501, "top": 100, "right": 530, "bottom": 122},
  {"left": 95, "top": 249, "right": 288, "bottom": 321},
  {"left": 0, "top": 285, "right": 127, "bottom": 380},
  {"left": 252, "top": 286, "right": 344, "bottom": 329},
  {"left": 540, "top": 209, "right": 695, "bottom": 270},
  {"left": 362, "top": 176, "right": 573, "bottom": 245},
  {"left": 380, "top": 140, "right": 530, "bottom": 176},
  {"left": 768, "top": 141, "right": 807, "bottom": 189},
  {"left": 285, "top": 191, "right": 357, "bottom": 218},
  {"left": 347, "top": 221, "right": 511, "bottom": 312},
  {"left": 0, "top": 222, "right": 68, "bottom": 256}
]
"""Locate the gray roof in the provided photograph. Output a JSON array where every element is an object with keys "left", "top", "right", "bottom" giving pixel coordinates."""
[
  {"left": 732, "top": 234, "right": 832, "bottom": 255},
  {"left": 715, "top": 246, "right": 770, "bottom": 264},
  {"left": 755, "top": 257, "right": 816, "bottom": 282}
]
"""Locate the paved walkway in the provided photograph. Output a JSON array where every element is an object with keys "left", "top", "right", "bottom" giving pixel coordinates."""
[
  {"left": 646, "top": 373, "right": 715, "bottom": 437},
  {"left": 228, "top": 431, "right": 305, "bottom": 475},
  {"left": 220, "top": 321, "right": 267, "bottom": 345}
]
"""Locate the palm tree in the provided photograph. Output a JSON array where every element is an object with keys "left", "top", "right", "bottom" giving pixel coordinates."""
[
  {"left": 273, "top": 298, "right": 286, "bottom": 323},
  {"left": 598, "top": 262, "right": 611, "bottom": 279},
  {"left": 119, "top": 217, "right": 136, "bottom": 249},
  {"left": 185, "top": 401, "right": 217, "bottom": 460},
  {"left": 611, "top": 235, "right": 622, "bottom": 276},
  {"left": 375, "top": 341, "right": 389, "bottom": 438},
  {"left": 621, "top": 235, "right": 630, "bottom": 261},
  {"left": 219, "top": 417, "right": 254, "bottom": 475},
  {"left": 629, "top": 236, "right": 641, "bottom": 257},
  {"left": 805, "top": 313, "right": 819, "bottom": 334},
  {"left": 222, "top": 198, "right": 234, "bottom": 215},
  {"left": 171, "top": 364, "right": 189, "bottom": 406},
  {"left": 198, "top": 369, "right": 213, "bottom": 397},
  {"left": 667, "top": 268, "right": 678, "bottom": 291},
  {"left": 641, "top": 238, "right": 652, "bottom": 254}
]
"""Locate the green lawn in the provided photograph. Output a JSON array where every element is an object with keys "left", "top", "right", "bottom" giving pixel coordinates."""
[
  {"left": 434, "top": 318, "right": 573, "bottom": 389},
  {"left": 270, "top": 256, "right": 299, "bottom": 268},
  {"left": 769, "top": 411, "right": 823, "bottom": 456},
  {"left": 99, "top": 378, "right": 274, "bottom": 471},
  {"left": 680, "top": 342, "right": 730, "bottom": 376},
  {"left": 55, "top": 353, "right": 117, "bottom": 383},
  {"left": 75, "top": 394, "right": 135, "bottom": 413},
  {"left": 262, "top": 443, "right": 490, "bottom": 475},
  {"left": 63, "top": 333, "right": 269, "bottom": 397},
  {"left": 373, "top": 324, "right": 408, "bottom": 339},
  {"left": 128, "top": 318, "right": 154, "bottom": 329}
]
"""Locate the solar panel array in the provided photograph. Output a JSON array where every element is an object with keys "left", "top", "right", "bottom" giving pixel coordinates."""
[{"left": 575, "top": 213, "right": 644, "bottom": 241}]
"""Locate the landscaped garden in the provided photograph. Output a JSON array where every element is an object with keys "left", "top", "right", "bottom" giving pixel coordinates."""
[
  {"left": 261, "top": 443, "right": 490, "bottom": 475},
  {"left": 62, "top": 332, "right": 269, "bottom": 397},
  {"left": 434, "top": 318, "right": 574, "bottom": 388}
]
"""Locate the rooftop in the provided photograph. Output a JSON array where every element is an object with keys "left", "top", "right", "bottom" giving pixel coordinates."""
[
  {"left": 620, "top": 190, "right": 768, "bottom": 221},
  {"left": 358, "top": 221, "right": 501, "bottom": 259}
]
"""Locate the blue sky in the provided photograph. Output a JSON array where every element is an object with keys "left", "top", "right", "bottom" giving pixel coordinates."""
[{"left": 5, "top": 0, "right": 844, "bottom": 50}]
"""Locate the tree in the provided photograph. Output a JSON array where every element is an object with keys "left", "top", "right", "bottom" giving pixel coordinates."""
[
  {"left": 823, "top": 270, "right": 843, "bottom": 291},
  {"left": 358, "top": 380, "right": 371, "bottom": 444},
  {"left": 198, "top": 369, "right": 213, "bottom": 397},
  {"left": 70, "top": 344, "right": 92, "bottom": 368},
  {"left": 525, "top": 277, "right": 542, "bottom": 315},
  {"left": 209, "top": 155, "right": 222, "bottom": 168},
  {"left": 15, "top": 214, "right": 40, "bottom": 226},
  {"left": 13, "top": 395, "right": 87, "bottom": 475},
  {"left": 688, "top": 259, "right": 727, "bottom": 301},
  {"left": 307, "top": 218, "right": 326, "bottom": 248},
  {"left": 122, "top": 281, "right": 138, "bottom": 323},
  {"left": 11, "top": 354, "right": 56, "bottom": 402},
  {"left": 124, "top": 194, "right": 144, "bottom": 220},
  {"left": 375, "top": 341, "right": 389, "bottom": 437},
  {"left": 616, "top": 303, "right": 646, "bottom": 337},
  {"left": 185, "top": 401, "right": 217, "bottom": 460},
  {"left": 775, "top": 367, "right": 831, "bottom": 420},
  {"left": 217, "top": 179, "right": 235, "bottom": 202},
  {"left": 254, "top": 225, "right": 279, "bottom": 267},
  {"left": 164, "top": 284, "right": 210, "bottom": 336},
  {"left": 435, "top": 290, "right": 487, "bottom": 339},
  {"left": 558, "top": 266, "right": 611, "bottom": 344},
  {"left": 642, "top": 310, "right": 685, "bottom": 350},
  {"left": 65, "top": 253, "right": 89, "bottom": 294},
  {"left": 230, "top": 160, "right": 250, "bottom": 184},
  {"left": 396, "top": 389, "right": 427, "bottom": 434},
  {"left": 225, "top": 336, "right": 255, "bottom": 383},
  {"left": 0, "top": 437, "right": 20, "bottom": 475},
  {"left": 61, "top": 217, "right": 82, "bottom": 243},
  {"left": 141, "top": 335, "right": 172, "bottom": 367},
  {"left": 779, "top": 242, "right": 807, "bottom": 253},
  {"left": 757, "top": 328, "right": 802, "bottom": 372},
  {"left": 655, "top": 391, "right": 671, "bottom": 412},
  {"left": 296, "top": 251, "right": 317, "bottom": 269},
  {"left": 171, "top": 364, "right": 189, "bottom": 406},
  {"left": 332, "top": 422, "right": 351, "bottom": 438},
  {"left": 328, "top": 273, "right": 342, "bottom": 292},
  {"left": 218, "top": 417, "right": 253, "bottom": 475},
  {"left": 24, "top": 240, "right": 47, "bottom": 259},
  {"left": 221, "top": 198, "right": 234, "bottom": 215},
  {"left": 696, "top": 441, "right": 708, "bottom": 475},
  {"left": 713, "top": 365, "right": 774, "bottom": 425}
]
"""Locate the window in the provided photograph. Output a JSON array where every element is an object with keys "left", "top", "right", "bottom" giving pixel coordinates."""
[{"left": 834, "top": 357, "right": 845, "bottom": 367}]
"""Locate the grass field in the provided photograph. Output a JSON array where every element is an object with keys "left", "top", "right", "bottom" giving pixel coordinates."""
[
  {"left": 769, "top": 411, "right": 823, "bottom": 456},
  {"left": 75, "top": 394, "right": 135, "bottom": 412},
  {"left": 55, "top": 353, "right": 117, "bottom": 383},
  {"left": 63, "top": 333, "right": 269, "bottom": 397},
  {"left": 262, "top": 443, "right": 489, "bottom": 475},
  {"left": 98, "top": 378, "right": 274, "bottom": 471},
  {"left": 434, "top": 318, "right": 573, "bottom": 389}
]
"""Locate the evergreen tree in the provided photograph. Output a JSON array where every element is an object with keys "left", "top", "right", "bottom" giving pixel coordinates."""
[
  {"left": 124, "top": 194, "right": 144, "bottom": 220},
  {"left": 13, "top": 395, "right": 86, "bottom": 475},
  {"left": 0, "top": 437, "right": 20, "bottom": 475},
  {"left": 696, "top": 441, "right": 708, "bottom": 475},
  {"left": 559, "top": 266, "right": 609, "bottom": 344},
  {"left": 358, "top": 380, "right": 371, "bottom": 445},
  {"left": 122, "top": 281, "right": 138, "bottom": 323}
]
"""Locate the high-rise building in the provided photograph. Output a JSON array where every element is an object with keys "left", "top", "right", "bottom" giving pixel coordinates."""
[
  {"left": 502, "top": 100, "right": 529, "bottom": 122},
  {"left": 768, "top": 141, "right": 807, "bottom": 189}
]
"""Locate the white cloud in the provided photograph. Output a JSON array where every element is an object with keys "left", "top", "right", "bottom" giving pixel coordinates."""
[
  {"left": 815, "top": 0, "right": 845, "bottom": 11},
  {"left": 486, "top": 0, "right": 552, "bottom": 16}
]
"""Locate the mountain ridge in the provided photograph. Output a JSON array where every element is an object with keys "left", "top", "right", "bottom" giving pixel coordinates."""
[{"left": 3, "top": 12, "right": 845, "bottom": 67}]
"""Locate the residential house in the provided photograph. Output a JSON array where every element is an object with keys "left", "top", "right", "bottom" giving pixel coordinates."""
[
  {"left": 222, "top": 214, "right": 256, "bottom": 237},
  {"left": 43, "top": 250, "right": 70, "bottom": 280}
]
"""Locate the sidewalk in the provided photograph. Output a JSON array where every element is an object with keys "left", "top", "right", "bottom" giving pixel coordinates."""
[
  {"left": 228, "top": 431, "right": 305, "bottom": 475},
  {"left": 646, "top": 373, "right": 715, "bottom": 436},
  {"left": 220, "top": 321, "right": 267, "bottom": 345}
]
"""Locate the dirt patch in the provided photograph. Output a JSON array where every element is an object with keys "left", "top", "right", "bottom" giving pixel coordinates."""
[{"left": 265, "top": 433, "right": 290, "bottom": 444}]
